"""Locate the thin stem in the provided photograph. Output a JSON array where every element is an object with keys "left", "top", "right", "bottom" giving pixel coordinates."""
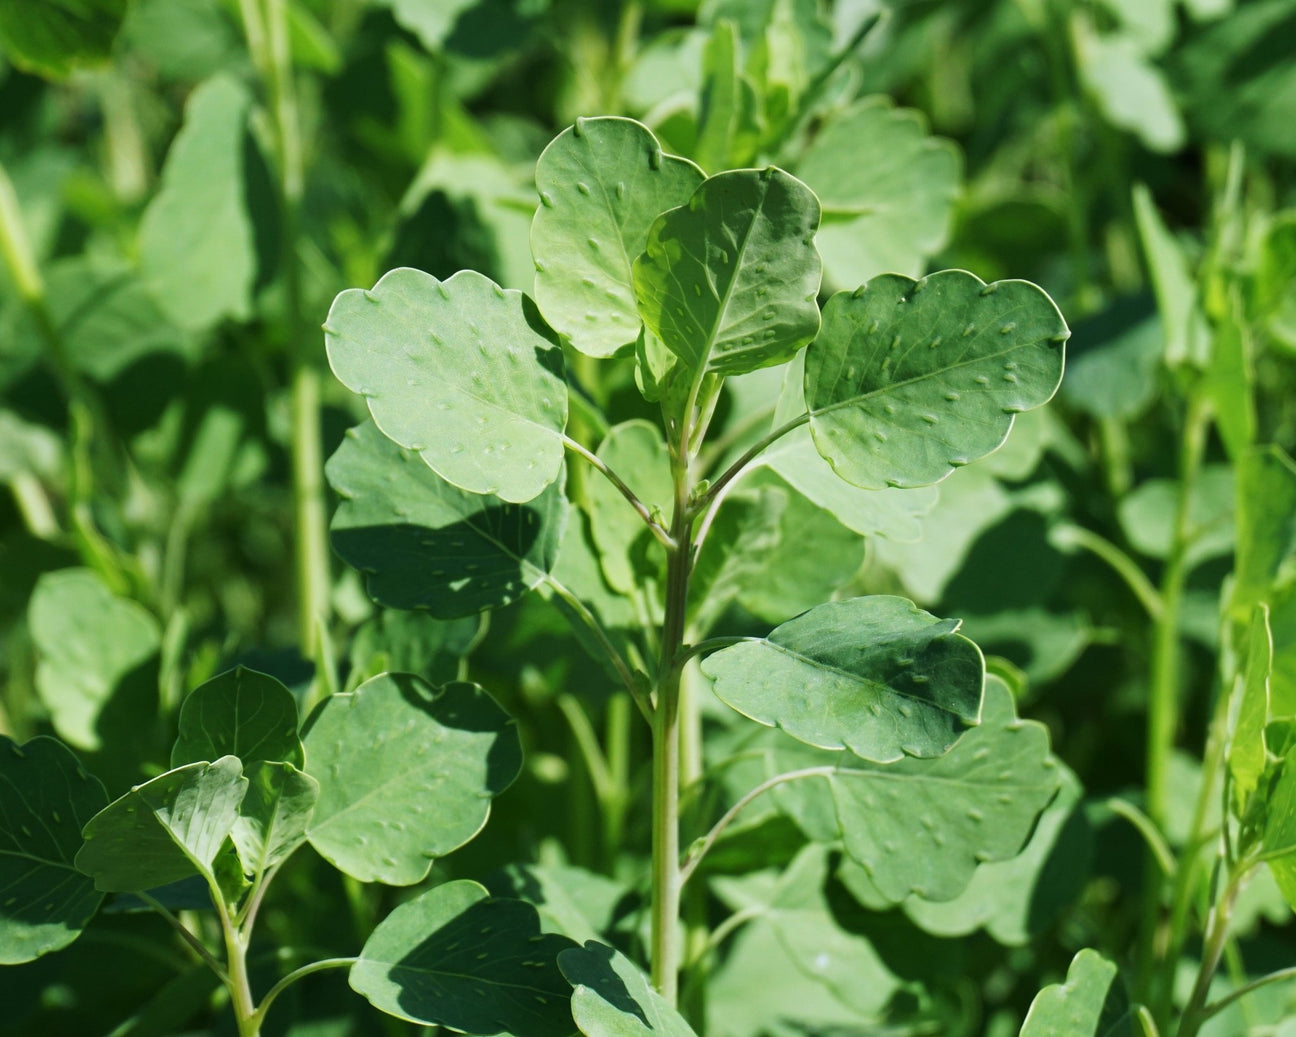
[
  {"left": 1051, "top": 524, "right": 1163, "bottom": 620},
  {"left": 249, "top": 957, "right": 357, "bottom": 1031},
  {"left": 679, "top": 767, "right": 836, "bottom": 886},
  {"left": 557, "top": 693, "right": 616, "bottom": 803},
  {"left": 674, "top": 636, "right": 753, "bottom": 668},
  {"left": 137, "top": 891, "right": 229, "bottom": 982},
  {"left": 701, "top": 413, "right": 809, "bottom": 511},
  {"left": 544, "top": 574, "right": 651, "bottom": 721},
  {"left": 563, "top": 434, "right": 675, "bottom": 548},
  {"left": 1198, "top": 965, "right": 1296, "bottom": 1023},
  {"left": 1105, "top": 797, "right": 1176, "bottom": 876}
]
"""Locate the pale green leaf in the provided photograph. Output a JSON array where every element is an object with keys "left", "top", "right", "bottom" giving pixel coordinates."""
[
  {"left": 171, "top": 666, "right": 303, "bottom": 769},
  {"left": 702, "top": 595, "right": 984, "bottom": 763},
  {"left": 29, "top": 569, "right": 161, "bottom": 752},
  {"left": 1132, "top": 183, "right": 1210, "bottom": 368},
  {"left": 586, "top": 420, "right": 672, "bottom": 594},
  {"left": 0, "top": 736, "right": 107, "bottom": 963},
  {"left": 560, "top": 942, "right": 699, "bottom": 1037},
  {"left": 1230, "top": 606, "right": 1273, "bottom": 811},
  {"left": 633, "top": 167, "right": 821, "bottom": 377},
  {"left": 229, "top": 762, "right": 318, "bottom": 879},
  {"left": 75, "top": 757, "right": 247, "bottom": 892},
  {"left": 1019, "top": 949, "right": 1138, "bottom": 1037},
  {"left": 1233, "top": 445, "right": 1296, "bottom": 616},
  {"left": 304, "top": 674, "right": 521, "bottom": 885},
  {"left": 139, "top": 74, "right": 257, "bottom": 331},
  {"left": 326, "top": 267, "right": 568, "bottom": 503},
  {"left": 0, "top": 0, "right": 126, "bottom": 78},
  {"left": 350, "top": 880, "right": 577, "bottom": 1035},
  {"left": 1116, "top": 465, "right": 1234, "bottom": 566},
  {"left": 1262, "top": 742, "right": 1296, "bottom": 910},
  {"left": 328, "top": 420, "right": 567, "bottom": 618},
  {"left": 532, "top": 117, "right": 704, "bottom": 357},
  {"left": 804, "top": 270, "right": 1067, "bottom": 490},
  {"left": 1078, "top": 33, "right": 1184, "bottom": 152},
  {"left": 796, "top": 97, "right": 961, "bottom": 289},
  {"left": 772, "top": 681, "right": 1060, "bottom": 902}
]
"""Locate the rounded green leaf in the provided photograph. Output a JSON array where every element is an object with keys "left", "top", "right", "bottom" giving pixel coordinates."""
[
  {"left": 796, "top": 97, "right": 961, "bottom": 289},
  {"left": 327, "top": 420, "right": 567, "bottom": 618},
  {"left": 303, "top": 674, "right": 522, "bottom": 885},
  {"left": 702, "top": 596, "right": 984, "bottom": 763},
  {"left": 632, "top": 167, "right": 822, "bottom": 377},
  {"left": 171, "top": 666, "right": 303, "bottom": 769},
  {"left": 0, "top": 736, "right": 107, "bottom": 963},
  {"left": 805, "top": 270, "right": 1068, "bottom": 489},
  {"left": 560, "top": 942, "right": 699, "bottom": 1037},
  {"left": 1019, "top": 949, "right": 1136, "bottom": 1037},
  {"left": 29, "top": 568, "right": 161, "bottom": 752},
  {"left": 325, "top": 267, "right": 568, "bottom": 504},
  {"left": 350, "top": 880, "right": 577, "bottom": 1036},
  {"left": 75, "top": 757, "right": 247, "bottom": 892},
  {"left": 532, "top": 117, "right": 705, "bottom": 358}
]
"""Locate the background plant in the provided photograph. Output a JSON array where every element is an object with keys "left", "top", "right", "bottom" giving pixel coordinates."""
[{"left": 2, "top": 1, "right": 1296, "bottom": 1035}]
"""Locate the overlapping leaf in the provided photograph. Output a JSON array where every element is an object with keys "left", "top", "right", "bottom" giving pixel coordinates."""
[
  {"left": 229, "top": 762, "right": 318, "bottom": 878},
  {"left": 532, "top": 117, "right": 704, "bottom": 357},
  {"left": 804, "top": 270, "right": 1067, "bottom": 489},
  {"left": 350, "top": 880, "right": 577, "bottom": 1036},
  {"left": 586, "top": 420, "right": 672, "bottom": 594},
  {"left": 75, "top": 757, "right": 247, "bottom": 892},
  {"left": 304, "top": 674, "right": 521, "bottom": 885},
  {"left": 326, "top": 267, "right": 568, "bottom": 503},
  {"left": 171, "top": 666, "right": 303, "bottom": 769},
  {"left": 702, "top": 596, "right": 984, "bottom": 763},
  {"left": 0, "top": 737, "right": 107, "bottom": 963},
  {"left": 633, "top": 167, "right": 821, "bottom": 377},
  {"left": 560, "top": 942, "right": 699, "bottom": 1036},
  {"left": 328, "top": 420, "right": 566, "bottom": 618}
]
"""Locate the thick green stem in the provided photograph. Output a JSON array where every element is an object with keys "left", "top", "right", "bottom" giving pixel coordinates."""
[{"left": 215, "top": 894, "right": 259, "bottom": 1037}]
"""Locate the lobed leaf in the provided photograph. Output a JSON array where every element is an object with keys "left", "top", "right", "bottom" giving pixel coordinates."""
[
  {"left": 1018, "top": 949, "right": 1138, "bottom": 1036},
  {"left": 804, "top": 270, "right": 1067, "bottom": 490},
  {"left": 75, "top": 756, "right": 247, "bottom": 892},
  {"left": 633, "top": 167, "right": 821, "bottom": 378},
  {"left": 702, "top": 596, "right": 984, "bottom": 763},
  {"left": 560, "top": 941, "right": 699, "bottom": 1036},
  {"left": 171, "top": 666, "right": 303, "bottom": 769},
  {"left": 304, "top": 674, "right": 521, "bottom": 885},
  {"left": 326, "top": 267, "right": 568, "bottom": 504},
  {"left": 350, "top": 880, "right": 577, "bottom": 1036},
  {"left": 532, "top": 117, "right": 704, "bottom": 358},
  {"left": 0, "top": 736, "right": 107, "bottom": 963},
  {"left": 328, "top": 420, "right": 567, "bottom": 618}
]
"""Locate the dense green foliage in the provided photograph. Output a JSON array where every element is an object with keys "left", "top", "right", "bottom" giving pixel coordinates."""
[{"left": 2, "top": 1, "right": 1296, "bottom": 1036}]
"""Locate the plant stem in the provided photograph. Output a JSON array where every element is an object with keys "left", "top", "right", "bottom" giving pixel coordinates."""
[
  {"left": 1176, "top": 868, "right": 1243, "bottom": 1037},
  {"left": 1051, "top": 524, "right": 1163, "bottom": 620},
  {"left": 138, "top": 891, "right": 229, "bottom": 980},
  {"left": 563, "top": 434, "right": 675, "bottom": 547},
  {"left": 249, "top": 957, "right": 357, "bottom": 1031},
  {"left": 214, "top": 891, "right": 259, "bottom": 1037},
  {"left": 702, "top": 413, "right": 810, "bottom": 510}
]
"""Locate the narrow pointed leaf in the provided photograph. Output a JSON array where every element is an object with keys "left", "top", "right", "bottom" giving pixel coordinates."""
[
  {"left": 328, "top": 420, "right": 567, "bottom": 618},
  {"left": 326, "top": 267, "right": 568, "bottom": 503},
  {"left": 229, "top": 762, "right": 318, "bottom": 878},
  {"left": 304, "top": 674, "right": 521, "bottom": 885},
  {"left": 804, "top": 270, "right": 1067, "bottom": 489},
  {"left": 1019, "top": 949, "right": 1138, "bottom": 1037},
  {"left": 0, "top": 736, "right": 107, "bottom": 963},
  {"left": 532, "top": 117, "right": 704, "bottom": 357},
  {"left": 772, "top": 681, "right": 1060, "bottom": 902},
  {"left": 560, "top": 941, "right": 699, "bottom": 1037},
  {"left": 633, "top": 167, "right": 822, "bottom": 377},
  {"left": 796, "top": 97, "right": 960, "bottom": 288},
  {"left": 75, "top": 757, "right": 247, "bottom": 892},
  {"left": 350, "top": 880, "right": 577, "bottom": 1036},
  {"left": 171, "top": 666, "right": 303, "bottom": 769},
  {"left": 1229, "top": 606, "right": 1273, "bottom": 811},
  {"left": 702, "top": 596, "right": 984, "bottom": 763}
]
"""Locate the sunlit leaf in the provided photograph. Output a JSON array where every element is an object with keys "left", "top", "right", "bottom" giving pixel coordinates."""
[{"left": 1019, "top": 949, "right": 1138, "bottom": 1036}]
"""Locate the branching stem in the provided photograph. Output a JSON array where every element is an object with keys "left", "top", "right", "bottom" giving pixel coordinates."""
[{"left": 563, "top": 434, "right": 676, "bottom": 548}]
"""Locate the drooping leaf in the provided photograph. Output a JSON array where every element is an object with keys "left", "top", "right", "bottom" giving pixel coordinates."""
[
  {"left": 532, "top": 117, "right": 704, "bottom": 357},
  {"left": 350, "top": 880, "right": 577, "bottom": 1036},
  {"left": 328, "top": 420, "right": 567, "bottom": 618},
  {"left": 1019, "top": 949, "right": 1138, "bottom": 1037},
  {"left": 304, "top": 674, "right": 521, "bottom": 885},
  {"left": 773, "top": 681, "right": 1060, "bottom": 902},
  {"left": 29, "top": 568, "right": 161, "bottom": 753},
  {"left": 139, "top": 74, "right": 258, "bottom": 331},
  {"left": 803, "top": 270, "right": 1067, "bottom": 490},
  {"left": 75, "top": 757, "right": 247, "bottom": 892},
  {"left": 1232, "top": 445, "right": 1296, "bottom": 616},
  {"left": 560, "top": 941, "right": 699, "bottom": 1037},
  {"left": 1230, "top": 606, "right": 1273, "bottom": 811},
  {"left": 0, "top": 736, "right": 107, "bottom": 963},
  {"left": 586, "top": 420, "right": 673, "bottom": 594},
  {"left": 229, "top": 762, "right": 318, "bottom": 878},
  {"left": 171, "top": 666, "right": 304, "bottom": 769},
  {"left": 0, "top": 0, "right": 126, "bottom": 78},
  {"left": 702, "top": 596, "right": 984, "bottom": 763},
  {"left": 325, "top": 267, "right": 568, "bottom": 503},
  {"left": 795, "top": 97, "right": 961, "bottom": 289},
  {"left": 633, "top": 167, "right": 822, "bottom": 377},
  {"left": 1132, "top": 183, "right": 1210, "bottom": 368}
]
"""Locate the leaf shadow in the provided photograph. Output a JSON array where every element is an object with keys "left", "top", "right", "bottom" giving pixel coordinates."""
[
  {"left": 559, "top": 940, "right": 651, "bottom": 1027},
  {"left": 390, "top": 674, "right": 520, "bottom": 793}
]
